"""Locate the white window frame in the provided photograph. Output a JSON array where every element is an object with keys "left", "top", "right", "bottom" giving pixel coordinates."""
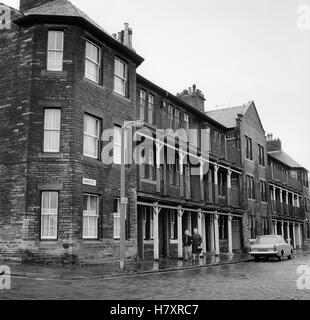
[
  {"left": 44, "top": 109, "right": 61, "bottom": 153},
  {"left": 148, "top": 94, "right": 154, "bottom": 124},
  {"left": 83, "top": 114, "right": 100, "bottom": 159},
  {"left": 41, "top": 192, "right": 58, "bottom": 240},
  {"left": 47, "top": 30, "right": 64, "bottom": 71},
  {"left": 139, "top": 90, "right": 146, "bottom": 121},
  {"left": 85, "top": 40, "right": 101, "bottom": 83},
  {"left": 170, "top": 211, "right": 175, "bottom": 239},
  {"left": 168, "top": 105, "right": 174, "bottom": 129},
  {"left": 114, "top": 57, "right": 128, "bottom": 97},
  {"left": 175, "top": 109, "right": 180, "bottom": 130},
  {"left": 142, "top": 209, "right": 147, "bottom": 240},
  {"left": 184, "top": 113, "right": 189, "bottom": 134},
  {"left": 113, "top": 198, "right": 121, "bottom": 240},
  {"left": 83, "top": 194, "right": 99, "bottom": 240},
  {"left": 150, "top": 211, "right": 154, "bottom": 239}
]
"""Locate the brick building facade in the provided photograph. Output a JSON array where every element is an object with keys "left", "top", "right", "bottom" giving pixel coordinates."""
[{"left": 0, "top": 0, "right": 308, "bottom": 264}]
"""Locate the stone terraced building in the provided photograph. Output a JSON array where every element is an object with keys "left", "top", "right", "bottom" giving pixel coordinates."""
[{"left": 0, "top": 0, "right": 308, "bottom": 264}]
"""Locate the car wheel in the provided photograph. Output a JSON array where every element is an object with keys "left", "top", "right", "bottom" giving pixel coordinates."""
[{"left": 288, "top": 250, "right": 294, "bottom": 260}]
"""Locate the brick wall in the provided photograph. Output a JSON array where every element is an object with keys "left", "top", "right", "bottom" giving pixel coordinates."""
[
  {"left": 239, "top": 103, "right": 270, "bottom": 250},
  {"left": 0, "top": 18, "right": 140, "bottom": 264},
  {"left": 0, "top": 9, "right": 35, "bottom": 260}
]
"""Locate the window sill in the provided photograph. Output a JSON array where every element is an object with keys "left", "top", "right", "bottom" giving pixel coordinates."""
[
  {"left": 81, "top": 155, "right": 103, "bottom": 165},
  {"left": 83, "top": 77, "right": 105, "bottom": 89},
  {"left": 113, "top": 91, "right": 131, "bottom": 103},
  {"left": 39, "top": 153, "right": 63, "bottom": 159},
  {"left": 41, "top": 70, "right": 67, "bottom": 78}
]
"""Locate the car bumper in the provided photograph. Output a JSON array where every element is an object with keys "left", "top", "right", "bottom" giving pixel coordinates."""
[{"left": 250, "top": 251, "right": 278, "bottom": 256}]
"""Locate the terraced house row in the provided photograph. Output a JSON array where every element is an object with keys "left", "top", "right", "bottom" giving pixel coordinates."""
[{"left": 0, "top": 0, "right": 309, "bottom": 264}]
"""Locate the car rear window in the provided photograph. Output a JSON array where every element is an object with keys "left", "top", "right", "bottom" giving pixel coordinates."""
[{"left": 255, "top": 236, "right": 280, "bottom": 244}]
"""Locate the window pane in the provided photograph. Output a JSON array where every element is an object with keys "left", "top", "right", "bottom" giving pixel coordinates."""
[
  {"left": 48, "top": 31, "right": 56, "bottom": 50},
  {"left": 85, "top": 60, "right": 99, "bottom": 83},
  {"left": 45, "top": 109, "right": 60, "bottom": 130},
  {"left": 115, "top": 59, "right": 125, "bottom": 78},
  {"left": 41, "top": 192, "right": 58, "bottom": 239},
  {"left": 114, "top": 77, "right": 125, "bottom": 96},
  {"left": 84, "top": 135, "right": 97, "bottom": 158},
  {"left": 55, "top": 31, "right": 63, "bottom": 50},
  {"left": 89, "top": 196, "right": 97, "bottom": 212}
]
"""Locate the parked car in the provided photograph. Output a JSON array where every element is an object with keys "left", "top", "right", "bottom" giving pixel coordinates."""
[{"left": 250, "top": 235, "right": 294, "bottom": 261}]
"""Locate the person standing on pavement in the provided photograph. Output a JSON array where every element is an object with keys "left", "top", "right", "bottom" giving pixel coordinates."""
[
  {"left": 192, "top": 228, "right": 203, "bottom": 261},
  {"left": 183, "top": 230, "right": 193, "bottom": 262}
]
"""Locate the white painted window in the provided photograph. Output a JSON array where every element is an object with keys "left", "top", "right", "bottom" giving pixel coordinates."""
[
  {"left": 184, "top": 113, "right": 189, "bottom": 134},
  {"left": 84, "top": 114, "right": 100, "bottom": 159},
  {"left": 150, "top": 211, "right": 154, "bottom": 239},
  {"left": 139, "top": 90, "right": 146, "bottom": 121},
  {"left": 85, "top": 40, "right": 100, "bottom": 83},
  {"left": 113, "top": 198, "right": 120, "bottom": 239},
  {"left": 168, "top": 105, "right": 174, "bottom": 129},
  {"left": 114, "top": 58, "right": 128, "bottom": 96},
  {"left": 148, "top": 94, "right": 154, "bottom": 124},
  {"left": 175, "top": 109, "right": 180, "bottom": 130},
  {"left": 44, "top": 109, "right": 61, "bottom": 152},
  {"left": 41, "top": 192, "right": 58, "bottom": 240},
  {"left": 47, "top": 31, "right": 64, "bottom": 71},
  {"left": 170, "top": 211, "right": 176, "bottom": 239},
  {"left": 83, "top": 194, "right": 99, "bottom": 239},
  {"left": 142, "top": 209, "right": 147, "bottom": 240}
]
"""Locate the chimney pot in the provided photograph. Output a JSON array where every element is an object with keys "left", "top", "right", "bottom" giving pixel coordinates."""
[{"left": 178, "top": 85, "right": 206, "bottom": 113}]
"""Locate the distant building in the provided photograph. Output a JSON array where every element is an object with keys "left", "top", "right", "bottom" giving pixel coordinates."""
[{"left": 267, "top": 135, "right": 308, "bottom": 248}]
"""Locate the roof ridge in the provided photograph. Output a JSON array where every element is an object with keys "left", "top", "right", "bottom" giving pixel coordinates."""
[{"left": 207, "top": 105, "right": 245, "bottom": 113}]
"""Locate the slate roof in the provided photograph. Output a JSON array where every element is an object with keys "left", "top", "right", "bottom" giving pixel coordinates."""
[
  {"left": 268, "top": 150, "right": 305, "bottom": 169},
  {"left": 23, "top": 0, "right": 111, "bottom": 38},
  {"left": 206, "top": 105, "right": 248, "bottom": 128}
]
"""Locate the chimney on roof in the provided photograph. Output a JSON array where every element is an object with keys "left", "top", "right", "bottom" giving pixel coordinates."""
[
  {"left": 116, "top": 23, "right": 135, "bottom": 51},
  {"left": 177, "top": 85, "right": 206, "bottom": 113},
  {"left": 20, "top": 0, "right": 56, "bottom": 12},
  {"left": 267, "top": 133, "right": 282, "bottom": 152}
]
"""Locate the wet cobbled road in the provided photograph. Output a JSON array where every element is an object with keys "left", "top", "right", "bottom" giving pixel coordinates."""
[{"left": 1, "top": 253, "right": 310, "bottom": 300}]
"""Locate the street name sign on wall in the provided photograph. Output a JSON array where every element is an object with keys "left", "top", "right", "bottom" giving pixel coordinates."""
[{"left": 82, "top": 178, "right": 97, "bottom": 187}]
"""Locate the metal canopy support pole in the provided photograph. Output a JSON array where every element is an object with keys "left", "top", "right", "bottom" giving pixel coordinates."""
[
  {"left": 214, "top": 213, "right": 220, "bottom": 256},
  {"left": 153, "top": 203, "right": 161, "bottom": 260},
  {"left": 228, "top": 215, "right": 233, "bottom": 255},
  {"left": 177, "top": 206, "right": 184, "bottom": 259}
]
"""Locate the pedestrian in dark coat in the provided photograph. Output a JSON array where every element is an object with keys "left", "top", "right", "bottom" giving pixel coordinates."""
[
  {"left": 183, "top": 230, "right": 193, "bottom": 261},
  {"left": 192, "top": 228, "right": 203, "bottom": 261}
]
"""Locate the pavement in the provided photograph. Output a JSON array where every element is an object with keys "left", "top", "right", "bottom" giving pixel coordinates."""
[{"left": 2, "top": 246, "right": 310, "bottom": 281}]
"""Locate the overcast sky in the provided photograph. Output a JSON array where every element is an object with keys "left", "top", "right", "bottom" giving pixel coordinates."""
[{"left": 5, "top": 0, "right": 310, "bottom": 171}]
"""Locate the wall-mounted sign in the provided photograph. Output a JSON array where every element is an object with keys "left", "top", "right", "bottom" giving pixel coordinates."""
[{"left": 83, "top": 178, "right": 97, "bottom": 187}]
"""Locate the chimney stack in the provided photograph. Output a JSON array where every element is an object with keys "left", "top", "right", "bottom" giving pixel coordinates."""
[
  {"left": 115, "top": 23, "right": 135, "bottom": 51},
  {"left": 177, "top": 85, "right": 206, "bottom": 113},
  {"left": 20, "top": 0, "right": 56, "bottom": 12},
  {"left": 266, "top": 133, "right": 282, "bottom": 152}
]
